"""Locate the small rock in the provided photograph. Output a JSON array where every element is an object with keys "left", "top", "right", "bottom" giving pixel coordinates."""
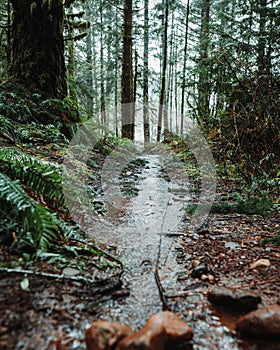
[
  {"left": 208, "top": 274, "right": 215, "bottom": 283},
  {"left": 85, "top": 320, "right": 133, "bottom": 350},
  {"left": 200, "top": 274, "right": 208, "bottom": 281},
  {"left": 191, "top": 265, "right": 209, "bottom": 278},
  {"left": 117, "top": 323, "right": 166, "bottom": 350},
  {"left": 225, "top": 241, "right": 241, "bottom": 250},
  {"left": 250, "top": 258, "right": 271, "bottom": 269},
  {"left": 191, "top": 260, "right": 200, "bottom": 268},
  {"left": 236, "top": 304, "right": 280, "bottom": 340},
  {"left": 62, "top": 267, "right": 80, "bottom": 276},
  {"left": 117, "top": 311, "right": 193, "bottom": 350},
  {"left": 208, "top": 287, "right": 261, "bottom": 311},
  {"left": 200, "top": 274, "right": 215, "bottom": 283}
]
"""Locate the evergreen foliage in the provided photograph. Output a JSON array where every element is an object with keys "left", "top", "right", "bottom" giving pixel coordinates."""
[
  {"left": 0, "top": 147, "right": 65, "bottom": 209},
  {"left": 0, "top": 172, "right": 58, "bottom": 255}
]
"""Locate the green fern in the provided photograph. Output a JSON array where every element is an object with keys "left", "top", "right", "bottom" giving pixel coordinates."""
[
  {"left": 0, "top": 172, "right": 32, "bottom": 210},
  {"left": 0, "top": 147, "right": 65, "bottom": 209},
  {"left": 0, "top": 172, "right": 58, "bottom": 255},
  {"left": 0, "top": 114, "right": 17, "bottom": 140}
]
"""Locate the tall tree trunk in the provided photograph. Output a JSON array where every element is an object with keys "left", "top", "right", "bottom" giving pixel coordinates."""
[
  {"left": 157, "top": 0, "right": 169, "bottom": 141},
  {"left": 180, "top": 0, "right": 190, "bottom": 135},
  {"left": 85, "top": 10, "right": 94, "bottom": 115},
  {"left": 257, "top": 0, "right": 267, "bottom": 74},
  {"left": 121, "top": 0, "right": 134, "bottom": 140},
  {"left": 114, "top": 10, "right": 119, "bottom": 136},
  {"left": 8, "top": 0, "right": 67, "bottom": 99},
  {"left": 197, "top": 0, "right": 210, "bottom": 125},
  {"left": 133, "top": 49, "right": 138, "bottom": 110},
  {"left": 100, "top": 10, "right": 106, "bottom": 125},
  {"left": 143, "top": 0, "right": 150, "bottom": 143},
  {"left": 166, "top": 10, "right": 175, "bottom": 133},
  {"left": 66, "top": 6, "right": 77, "bottom": 104},
  {"left": 256, "top": 0, "right": 268, "bottom": 121}
]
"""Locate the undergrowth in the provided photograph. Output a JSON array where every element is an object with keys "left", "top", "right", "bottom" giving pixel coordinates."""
[
  {"left": 261, "top": 234, "right": 280, "bottom": 246},
  {"left": 0, "top": 126, "right": 121, "bottom": 267}
]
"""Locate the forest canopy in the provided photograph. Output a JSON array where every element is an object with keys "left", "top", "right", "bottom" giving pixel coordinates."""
[{"left": 0, "top": 0, "right": 279, "bottom": 179}]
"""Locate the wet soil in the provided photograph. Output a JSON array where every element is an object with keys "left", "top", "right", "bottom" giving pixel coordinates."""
[{"left": 0, "top": 153, "right": 279, "bottom": 350}]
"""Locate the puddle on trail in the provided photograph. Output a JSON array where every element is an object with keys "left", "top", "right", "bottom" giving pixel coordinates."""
[{"left": 87, "top": 154, "right": 241, "bottom": 349}]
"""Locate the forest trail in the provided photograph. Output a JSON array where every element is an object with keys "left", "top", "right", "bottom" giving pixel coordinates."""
[
  {"left": 0, "top": 149, "right": 279, "bottom": 350},
  {"left": 86, "top": 154, "right": 242, "bottom": 349},
  {"left": 87, "top": 154, "right": 187, "bottom": 328}
]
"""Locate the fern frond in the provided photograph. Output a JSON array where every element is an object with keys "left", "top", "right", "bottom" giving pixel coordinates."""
[
  {"left": 0, "top": 115, "right": 17, "bottom": 138},
  {"left": 0, "top": 147, "right": 65, "bottom": 209},
  {"left": 0, "top": 172, "right": 59, "bottom": 255},
  {"left": 0, "top": 172, "right": 32, "bottom": 211}
]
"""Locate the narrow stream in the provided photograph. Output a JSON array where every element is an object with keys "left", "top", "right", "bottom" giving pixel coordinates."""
[
  {"left": 86, "top": 154, "right": 240, "bottom": 349},
  {"left": 88, "top": 154, "right": 186, "bottom": 328}
]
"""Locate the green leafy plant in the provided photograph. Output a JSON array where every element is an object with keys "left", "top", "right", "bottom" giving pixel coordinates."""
[
  {"left": 209, "top": 191, "right": 273, "bottom": 215},
  {"left": 0, "top": 147, "right": 65, "bottom": 209},
  {"left": 186, "top": 191, "right": 274, "bottom": 216},
  {"left": 0, "top": 172, "right": 58, "bottom": 255},
  {"left": 0, "top": 170, "right": 87, "bottom": 258},
  {"left": 261, "top": 234, "right": 280, "bottom": 246}
]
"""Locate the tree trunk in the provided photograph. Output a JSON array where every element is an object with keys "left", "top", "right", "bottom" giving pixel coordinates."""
[
  {"left": 114, "top": 9, "right": 120, "bottom": 136},
  {"left": 197, "top": 0, "right": 210, "bottom": 125},
  {"left": 143, "top": 0, "right": 150, "bottom": 143},
  {"left": 157, "top": 0, "right": 169, "bottom": 141},
  {"left": 85, "top": 7, "right": 94, "bottom": 116},
  {"left": 180, "top": 0, "right": 190, "bottom": 135},
  {"left": 100, "top": 10, "right": 106, "bottom": 125},
  {"left": 8, "top": 0, "right": 67, "bottom": 99},
  {"left": 121, "top": 0, "right": 134, "bottom": 140},
  {"left": 66, "top": 6, "right": 77, "bottom": 104}
]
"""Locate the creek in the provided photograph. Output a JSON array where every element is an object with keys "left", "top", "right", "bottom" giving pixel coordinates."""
[{"left": 86, "top": 153, "right": 240, "bottom": 349}]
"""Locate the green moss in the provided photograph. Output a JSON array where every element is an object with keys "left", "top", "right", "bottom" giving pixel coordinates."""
[{"left": 261, "top": 234, "right": 280, "bottom": 246}]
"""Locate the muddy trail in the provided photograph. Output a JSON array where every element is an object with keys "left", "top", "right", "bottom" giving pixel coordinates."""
[
  {"left": 86, "top": 154, "right": 241, "bottom": 350},
  {"left": 87, "top": 155, "right": 187, "bottom": 327},
  {"left": 0, "top": 153, "right": 279, "bottom": 350}
]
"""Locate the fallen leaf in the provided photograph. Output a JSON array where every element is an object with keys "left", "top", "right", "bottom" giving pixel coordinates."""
[
  {"left": 20, "top": 274, "right": 30, "bottom": 291},
  {"left": 250, "top": 259, "right": 271, "bottom": 269}
]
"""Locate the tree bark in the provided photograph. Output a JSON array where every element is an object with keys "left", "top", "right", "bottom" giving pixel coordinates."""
[
  {"left": 8, "top": 0, "right": 67, "bottom": 99},
  {"left": 121, "top": 0, "right": 134, "bottom": 140},
  {"left": 143, "top": 0, "right": 150, "bottom": 143},
  {"left": 197, "top": 0, "right": 210, "bottom": 125},
  {"left": 157, "top": 0, "right": 169, "bottom": 141},
  {"left": 180, "top": 0, "right": 190, "bottom": 135},
  {"left": 100, "top": 10, "right": 106, "bottom": 125}
]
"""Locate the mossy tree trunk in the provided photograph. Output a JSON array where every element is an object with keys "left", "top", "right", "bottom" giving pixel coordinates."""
[{"left": 8, "top": 0, "right": 67, "bottom": 99}]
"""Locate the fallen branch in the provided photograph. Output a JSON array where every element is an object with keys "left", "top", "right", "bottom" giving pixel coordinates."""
[
  {"left": 230, "top": 279, "right": 280, "bottom": 289},
  {"left": 0, "top": 239, "right": 124, "bottom": 285},
  {"left": 70, "top": 237, "right": 124, "bottom": 272},
  {"left": 0, "top": 266, "right": 122, "bottom": 286},
  {"left": 155, "top": 267, "right": 170, "bottom": 310},
  {"left": 165, "top": 289, "right": 209, "bottom": 298}
]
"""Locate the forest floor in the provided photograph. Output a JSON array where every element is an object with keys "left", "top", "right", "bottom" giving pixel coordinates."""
[{"left": 0, "top": 140, "right": 279, "bottom": 350}]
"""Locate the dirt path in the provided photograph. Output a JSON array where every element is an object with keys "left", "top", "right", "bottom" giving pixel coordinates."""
[
  {"left": 87, "top": 154, "right": 187, "bottom": 328},
  {"left": 0, "top": 153, "right": 279, "bottom": 350}
]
